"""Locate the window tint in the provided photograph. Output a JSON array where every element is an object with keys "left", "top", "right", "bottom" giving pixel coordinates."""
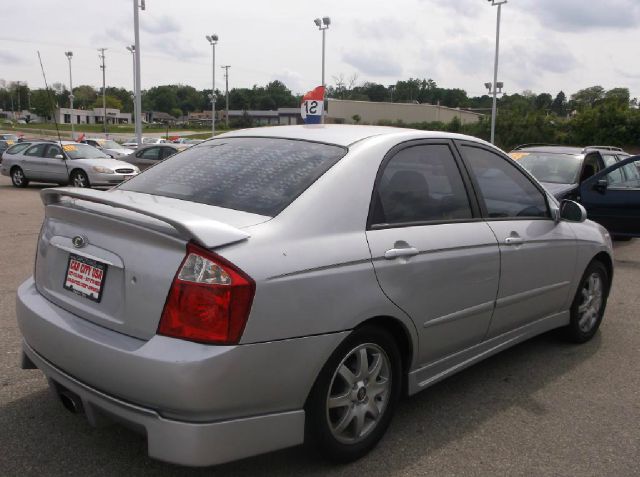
[
  {"left": 45, "top": 145, "right": 62, "bottom": 158},
  {"left": 371, "top": 144, "right": 472, "bottom": 226},
  {"left": 6, "top": 143, "right": 31, "bottom": 154},
  {"left": 24, "top": 144, "right": 47, "bottom": 157},
  {"left": 119, "top": 137, "right": 347, "bottom": 216},
  {"left": 140, "top": 147, "right": 161, "bottom": 160},
  {"left": 462, "top": 146, "right": 549, "bottom": 219}
]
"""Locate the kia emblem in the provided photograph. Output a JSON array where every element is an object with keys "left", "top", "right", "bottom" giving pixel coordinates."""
[{"left": 72, "top": 235, "right": 88, "bottom": 249}]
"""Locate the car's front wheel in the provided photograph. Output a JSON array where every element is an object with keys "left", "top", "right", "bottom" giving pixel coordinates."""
[
  {"left": 11, "top": 167, "right": 29, "bottom": 188},
  {"left": 306, "top": 326, "right": 402, "bottom": 462},
  {"left": 70, "top": 170, "right": 90, "bottom": 188},
  {"left": 564, "top": 260, "right": 609, "bottom": 343}
]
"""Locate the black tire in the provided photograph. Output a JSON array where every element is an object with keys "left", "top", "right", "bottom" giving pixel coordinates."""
[
  {"left": 70, "top": 170, "right": 90, "bottom": 188},
  {"left": 305, "top": 326, "right": 402, "bottom": 462},
  {"left": 563, "top": 260, "right": 609, "bottom": 343},
  {"left": 10, "top": 167, "right": 29, "bottom": 188}
]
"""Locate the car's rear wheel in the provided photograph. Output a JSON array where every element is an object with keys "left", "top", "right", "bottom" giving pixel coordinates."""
[
  {"left": 11, "top": 167, "right": 29, "bottom": 188},
  {"left": 70, "top": 170, "right": 90, "bottom": 188},
  {"left": 306, "top": 326, "right": 401, "bottom": 462},
  {"left": 564, "top": 260, "right": 609, "bottom": 343}
]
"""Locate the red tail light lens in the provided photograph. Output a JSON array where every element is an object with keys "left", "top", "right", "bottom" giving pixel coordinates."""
[{"left": 158, "top": 242, "right": 255, "bottom": 344}]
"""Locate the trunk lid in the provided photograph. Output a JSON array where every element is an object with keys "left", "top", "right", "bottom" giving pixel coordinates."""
[{"left": 35, "top": 188, "right": 267, "bottom": 339}]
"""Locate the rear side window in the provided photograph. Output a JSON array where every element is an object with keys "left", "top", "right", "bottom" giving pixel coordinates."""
[
  {"left": 119, "top": 137, "right": 347, "bottom": 216},
  {"left": 6, "top": 143, "right": 31, "bottom": 154},
  {"left": 462, "top": 146, "right": 549, "bottom": 219},
  {"left": 371, "top": 144, "right": 473, "bottom": 226},
  {"left": 24, "top": 144, "right": 47, "bottom": 157}
]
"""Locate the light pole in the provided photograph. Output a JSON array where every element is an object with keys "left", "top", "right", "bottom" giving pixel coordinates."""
[
  {"left": 221, "top": 65, "right": 230, "bottom": 128},
  {"left": 133, "top": 0, "right": 145, "bottom": 147},
  {"left": 314, "top": 16, "right": 330, "bottom": 124},
  {"left": 488, "top": 0, "right": 507, "bottom": 145},
  {"left": 98, "top": 48, "right": 108, "bottom": 135},
  {"left": 206, "top": 34, "right": 218, "bottom": 137},
  {"left": 65, "top": 51, "right": 75, "bottom": 140},
  {"left": 126, "top": 45, "right": 137, "bottom": 138}
]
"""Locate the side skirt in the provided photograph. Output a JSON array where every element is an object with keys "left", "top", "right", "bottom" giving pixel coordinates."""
[{"left": 407, "top": 311, "right": 570, "bottom": 395}]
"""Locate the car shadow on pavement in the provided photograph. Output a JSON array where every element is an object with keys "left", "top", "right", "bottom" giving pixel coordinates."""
[{"left": 0, "top": 329, "right": 600, "bottom": 477}]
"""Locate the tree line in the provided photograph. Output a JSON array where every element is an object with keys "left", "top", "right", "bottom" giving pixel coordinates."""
[{"left": 1, "top": 77, "right": 638, "bottom": 150}]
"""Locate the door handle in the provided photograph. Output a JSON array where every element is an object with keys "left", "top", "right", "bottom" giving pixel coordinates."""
[
  {"left": 504, "top": 236, "right": 524, "bottom": 245},
  {"left": 384, "top": 247, "right": 419, "bottom": 260}
]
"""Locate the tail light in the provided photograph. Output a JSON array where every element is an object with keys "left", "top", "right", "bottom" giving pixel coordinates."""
[{"left": 158, "top": 242, "right": 255, "bottom": 344}]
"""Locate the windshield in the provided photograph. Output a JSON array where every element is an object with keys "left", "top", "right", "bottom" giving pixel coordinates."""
[
  {"left": 99, "top": 140, "right": 122, "bottom": 149},
  {"left": 1, "top": 134, "right": 19, "bottom": 141},
  {"left": 119, "top": 137, "right": 347, "bottom": 216},
  {"left": 63, "top": 143, "right": 110, "bottom": 160},
  {"left": 514, "top": 152, "right": 583, "bottom": 184}
]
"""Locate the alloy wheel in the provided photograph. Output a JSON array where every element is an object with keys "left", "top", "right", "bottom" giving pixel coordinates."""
[
  {"left": 72, "top": 172, "right": 88, "bottom": 188},
  {"left": 326, "top": 343, "right": 391, "bottom": 444},
  {"left": 577, "top": 272, "right": 603, "bottom": 333},
  {"left": 12, "top": 169, "right": 24, "bottom": 186}
]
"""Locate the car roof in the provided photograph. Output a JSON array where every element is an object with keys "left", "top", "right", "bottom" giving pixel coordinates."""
[{"left": 217, "top": 124, "right": 492, "bottom": 148}]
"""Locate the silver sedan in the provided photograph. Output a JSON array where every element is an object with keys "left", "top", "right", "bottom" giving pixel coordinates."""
[
  {"left": 1, "top": 141, "right": 139, "bottom": 188},
  {"left": 16, "top": 126, "right": 613, "bottom": 467}
]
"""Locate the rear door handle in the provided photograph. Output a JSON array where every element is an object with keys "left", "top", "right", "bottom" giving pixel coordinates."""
[
  {"left": 504, "top": 236, "right": 524, "bottom": 245},
  {"left": 384, "top": 247, "right": 419, "bottom": 260}
]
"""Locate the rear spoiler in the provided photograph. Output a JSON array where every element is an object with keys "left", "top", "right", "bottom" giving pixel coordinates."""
[{"left": 41, "top": 188, "right": 250, "bottom": 249}]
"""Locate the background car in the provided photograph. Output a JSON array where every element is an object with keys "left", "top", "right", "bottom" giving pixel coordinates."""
[
  {"left": 510, "top": 144, "right": 638, "bottom": 237},
  {"left": 81, "top": 138, "right": 134, "bottom": 158},
  {"left": 142, "top": 137, "right": 170, "bottom": 145},
  {"left": 16, "top": 126, "right": 612, "bottom": 467},
  {"left": 0, "top": 140, "right": 139, "bottom": 188},
  {"left": 122, "top": 143, "right": 179, "bottom": 171}
]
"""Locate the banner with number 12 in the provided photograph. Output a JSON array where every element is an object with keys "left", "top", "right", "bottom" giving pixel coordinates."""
[{"left": 300, "top": 86, "right": 325, "bottom": 124}]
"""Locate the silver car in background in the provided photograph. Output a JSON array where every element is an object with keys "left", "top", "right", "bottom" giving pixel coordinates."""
[
  {"left": 82, "top": 138, "right": 135, "bottom": 158},
  {"left": 1, "top": 140, "right": 139, "bottom": 188},
  {"left": 16, "top": 126, "right": 613, "bottom": 467}
]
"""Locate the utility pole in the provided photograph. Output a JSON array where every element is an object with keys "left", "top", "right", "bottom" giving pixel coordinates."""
[
  {"left": 221, "top": 65, "right": 230, "bottom": 128},
  {"left": 314, "top": 17, "right": 330, "bottom": 123},
  {"left": 16, "top": 81, "right": 21, "bottom": 115},
  {"left": 488, "top": 0, "right": 507, "bottom": 145},
  {"left": 98, "top": 48, "right": 108, "bottom": 135},
  {"left": 65, "top": 51, "right": 75, "bottom": 140},
  {"left": 133, "top": 0, "right": 144, "bottom": 147}
]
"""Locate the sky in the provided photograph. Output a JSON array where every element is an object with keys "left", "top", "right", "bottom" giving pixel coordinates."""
[{"left": 1, "top": 0, "right": 640, "bottom": 100}]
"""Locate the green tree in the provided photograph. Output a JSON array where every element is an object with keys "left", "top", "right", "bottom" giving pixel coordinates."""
[
  {"left": 72, "top": 85, "right": 97, "bottom": 109},
  {"left": 92, "top": 95, "right": 123, "bottom": 110},
  {"left": 550, "top": 91, "right": 567, "bottom": 116}
]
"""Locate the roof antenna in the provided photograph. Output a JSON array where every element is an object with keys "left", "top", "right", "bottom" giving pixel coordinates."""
[{"left": 37, "top": 51, "right": 63, "bottom": 145}]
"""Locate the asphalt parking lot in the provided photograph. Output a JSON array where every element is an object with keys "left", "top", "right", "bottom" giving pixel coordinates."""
[{"left": 0, "top": 175, "right": 638, "bottom": 476}]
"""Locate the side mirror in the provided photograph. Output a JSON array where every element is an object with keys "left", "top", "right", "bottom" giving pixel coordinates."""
[
  {"left": 593, "top": 179, "right": 608, "bottom": 194},
  {"left": 559, "top": 200, "right": 587, "bottom": 223},
  {"left": 54, "top": 154, "right": 64, "bottom": 160}
]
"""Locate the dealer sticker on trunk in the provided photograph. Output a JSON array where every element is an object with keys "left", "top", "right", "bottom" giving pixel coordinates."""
[{"left": 63, "top": 254, "right": 108, "bottom": 303}]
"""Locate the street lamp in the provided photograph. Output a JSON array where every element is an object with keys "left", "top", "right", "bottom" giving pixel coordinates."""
[
  {"left": 487, "top": 0, "right": 507, "bottom": 145},
  {"left": 206, "top": 34, "right": 218, "bottom": 137},
  {"left": 133, "top": 0, "right": 144, "bottom": 147},
  {"left": 65, "top": 51, "right": 75, "bottom": 140},
  {"left": 314, "top": 16, "right": 330, "bottom": 123},
  {"left": 126, "top": 45, "right": 137, "bottom": 137}
]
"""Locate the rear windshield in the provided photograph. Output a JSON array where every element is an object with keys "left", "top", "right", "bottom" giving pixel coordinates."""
[{"left": 118, "top": 137, "right": 347, "bottom": 216}]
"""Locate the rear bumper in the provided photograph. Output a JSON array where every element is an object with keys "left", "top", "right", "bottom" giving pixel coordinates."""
[
  {"left": 17, "top": 277, "right": 348, "bottom": 464},
  {"left": 23, "top": 340, "right": 304, "bottom": 467}
]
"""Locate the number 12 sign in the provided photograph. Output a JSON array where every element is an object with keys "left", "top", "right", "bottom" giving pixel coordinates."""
[{"left": 300, "top": 86, "right": 325, "bottom": 124}]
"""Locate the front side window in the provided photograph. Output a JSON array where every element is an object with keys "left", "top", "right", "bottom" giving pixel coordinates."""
[
  {"left": 45, "top": 145, "right": 63, "bottom": 159},
  {"left": 462, "top": 146, "right": 549, "bottom": 219},
  {"left": 119, "top": 137, "right": 347, "bottom": 217},
  {"left": 370, "top": 144, "right": 473, "bottom": 226}
]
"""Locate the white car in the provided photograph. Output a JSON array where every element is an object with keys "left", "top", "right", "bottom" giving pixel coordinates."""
[{"left": 1, "top": 140, "right": 139, "bottom": 188}]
